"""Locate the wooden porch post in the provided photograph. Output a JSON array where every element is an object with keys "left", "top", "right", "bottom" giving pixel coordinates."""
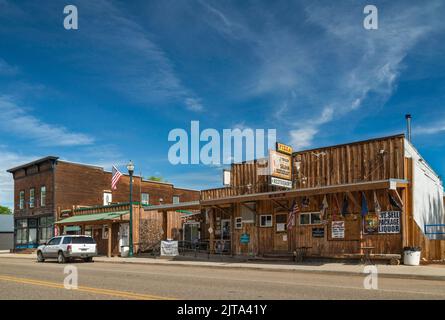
[
  {"left": 107, "top": 222, "right": 112, "bottom": 258},
  {"left": 162, "top": 211, "right": 168, "bottom": 240},
  {"left": 209, "top": 208, "right": 215, "bottom": 254}
]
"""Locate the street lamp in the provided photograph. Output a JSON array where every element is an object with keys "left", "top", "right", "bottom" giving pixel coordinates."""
[{"left": 127, "top": 160, "right": 134, "bottom": 257}]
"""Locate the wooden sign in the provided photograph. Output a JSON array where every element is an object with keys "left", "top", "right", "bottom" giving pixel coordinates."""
[{"left": 331, "top": 221, "right": 345, "bottom": 239}]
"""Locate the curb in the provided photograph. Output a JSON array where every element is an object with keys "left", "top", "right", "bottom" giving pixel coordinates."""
[
  {"left": 2, "top": 254, "right": 444, "bottom": 282},
  {"left": 93, "top": 259, "right": 445, "bottom": 282}
]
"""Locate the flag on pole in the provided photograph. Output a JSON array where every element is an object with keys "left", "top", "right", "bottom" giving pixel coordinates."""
[
  {"left": 320, "top": 195, "right": 328, "bottom": 220},
  {"left": 288, "top": 200, "right": 300, "bottom": 229},
  {"left": 373, "top": 191, "right": 381, "bottom": 215},
  {"left": 361, "top": 192, "right": 369, "bottom": 217},
  {"left": 111, "top": 165, "right": 123, "bottom": 190},
  {"left": 388, "top": 192, "right": 402, "bottom": 211},
  {"left": 341, "top": 195, "right": 349, "bottom": 216}
]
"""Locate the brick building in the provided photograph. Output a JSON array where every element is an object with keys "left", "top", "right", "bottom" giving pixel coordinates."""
[{"left": 7, "top": 156, "right": 199, "bottom": 249}]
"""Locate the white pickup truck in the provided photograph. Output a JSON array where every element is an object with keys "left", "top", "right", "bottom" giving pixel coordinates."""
[{"left": 37, "top": 235, "right": 97, "bottom": 263}]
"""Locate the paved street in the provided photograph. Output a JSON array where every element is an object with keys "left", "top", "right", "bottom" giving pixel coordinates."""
[{"left": 0, "top": 257, "right": 445, "bottom": 299}]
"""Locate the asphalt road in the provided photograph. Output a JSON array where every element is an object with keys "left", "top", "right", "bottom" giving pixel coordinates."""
[{"left": 0, "top": 257, "right": 444, "bottom": 300}]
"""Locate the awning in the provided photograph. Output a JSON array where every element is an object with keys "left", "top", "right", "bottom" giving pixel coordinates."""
[
  {"left": 55, "top": 211, "right": 128, "bottom": 225},
  {"left": 64, "top": 226, "right": 81, "bottom": 232}
]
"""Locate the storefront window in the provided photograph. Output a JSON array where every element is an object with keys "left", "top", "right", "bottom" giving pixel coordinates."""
[{"left": 38, "top": 216, "right": 54, "bottom": 244}]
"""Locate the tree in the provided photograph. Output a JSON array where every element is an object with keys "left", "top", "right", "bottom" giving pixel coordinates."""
[
  {"left": 0, "top": 206, "right": 12, "bottom": 215},
  {"left": 147, "top": 176, "right": 165, "bottom": 182}
]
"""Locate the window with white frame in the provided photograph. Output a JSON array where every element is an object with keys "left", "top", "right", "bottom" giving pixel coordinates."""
[
  {"left": 103, "top": 192, "right": 112, "bottom": 206},
  {"left": 40, "top": 186, "right": 46, "bottom": 207},
  {"left": 29, "top": 188, "right": 35, "bottom": 208},
  {"left": 235, "top": 217, "right": 242, "bottom": 229},
  {"left": 172, "top": 195, "right": 180, "bottom": 204},
  {"left": 260, "top": 215, "right": 273, "bottom": 227},
  {"left": 299, "top": 212, "right": 322, "bottom": 225},
  {"left": 141, "top": 193, "right": 149, "bottom": 205},
  {"left": 19, "top": 191, "right": 25, "bottom": 210}
]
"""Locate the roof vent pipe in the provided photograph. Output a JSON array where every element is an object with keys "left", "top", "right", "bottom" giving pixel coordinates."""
[{"left": 405, "top": 114, "right": 412, "bottom": 142}]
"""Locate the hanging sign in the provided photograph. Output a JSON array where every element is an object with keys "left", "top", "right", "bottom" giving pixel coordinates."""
[
  {"left": 378, "top": 211, "right": 401, "bottom": 234},
  {"left": 364, "top": 213, "right": 379, "bottom": 234},
  {"left": 331, "top": 221, "right": 345, "bottom": 239}
]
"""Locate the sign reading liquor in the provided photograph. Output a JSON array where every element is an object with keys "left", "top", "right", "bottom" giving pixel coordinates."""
[
  {"left": 276, "top": 142, "right": 293, "bottom": 155},
  {"left": 378, "top": 211, "right": 401, "bottom": 234},
  {"left": 269, "top": 150, "right": 292, "bottom": 180}
]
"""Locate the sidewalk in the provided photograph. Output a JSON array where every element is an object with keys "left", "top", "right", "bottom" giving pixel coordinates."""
[{"left": 1, "top": 252, "right": 445, "bottom": 281}]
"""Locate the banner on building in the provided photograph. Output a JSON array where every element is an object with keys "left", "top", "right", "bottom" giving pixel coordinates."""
[
  {"left": 331, "top": 221, "right": 345, "bottom": 239},
  {"left": 160, "top": 240, "right": 179, "bottom": 256}
]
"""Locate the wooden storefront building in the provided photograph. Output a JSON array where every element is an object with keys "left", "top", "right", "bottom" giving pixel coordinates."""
[{"left": 149, "top": 134, "right": 445, "bottom": 262}]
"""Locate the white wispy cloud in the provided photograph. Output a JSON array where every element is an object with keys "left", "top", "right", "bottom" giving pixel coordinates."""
[
  {"left": 199, "top": 1, "right": 444, "bottom": 150},
  {"left": 415, "top": 121, "right": 445, "bottom": 135},
  {"left": 0, "top": 149, "right": 37, "bottom": 208},
  {"left": 0, "top": 58, "right": 19, "bottom": 76},
  {"left": 0, "top": 95, "right": 94, "bottom": 146},
  {"left": 71, "top": 0, "right": 204, "bottom": 112}
]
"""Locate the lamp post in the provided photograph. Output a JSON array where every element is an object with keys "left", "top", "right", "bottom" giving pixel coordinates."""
[{"left": 127, "top": 160, "right": 134, "bottom": 257}]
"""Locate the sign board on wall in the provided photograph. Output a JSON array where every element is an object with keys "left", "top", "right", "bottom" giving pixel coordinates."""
[
  {"left": 240, "top": 233, "right": 250, "bottom": 244},
  {"left": 331, "top": 221, "right": 345, "bottom": 239},
  {"left": 378, "top": 211, "right": 401, "bottom": 234},
  {"left": 364, "top": 213, "right": 379, "bottom": 234},
  {"left": 270, "top": 177, "right": 292, "bottom": 189},
  {"left": 312, "top": 228, "right": 325, "bottom": 238},
  {"left": 269, "top": 150, "right": 292, "bottom": 180}
]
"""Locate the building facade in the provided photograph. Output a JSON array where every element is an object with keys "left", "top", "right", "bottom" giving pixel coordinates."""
[
  {"left": 146, "top": 134, "right": 445, "bottom": 262},
  {"left": 0, "top": 214, "right": 14, "bottom": 250},
  {"left": 7, "top": 157, "right": 199, "bottom": 249}
]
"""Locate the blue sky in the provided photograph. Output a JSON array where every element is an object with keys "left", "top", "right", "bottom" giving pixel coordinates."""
[{"left": 1, "top": 0, "right": 445, "bottom": 208}]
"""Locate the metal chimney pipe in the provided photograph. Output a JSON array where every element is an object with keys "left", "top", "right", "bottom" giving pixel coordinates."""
[{"left": 405, "top": 114, "right": 412, "bottom": 142}]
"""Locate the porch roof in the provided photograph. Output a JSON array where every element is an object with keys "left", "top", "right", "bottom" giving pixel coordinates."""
[
  {"left": 55, "top": 211, "right": 128, "bottom": 225},
  {"left": 200, "top": 179, "right": 409, "bottom": 206}
]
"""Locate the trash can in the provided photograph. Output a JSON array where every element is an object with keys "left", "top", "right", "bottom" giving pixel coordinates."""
[
  {"left": 120, "top": 246, "right": 129, "bottom": 258},
  {"left": 403, "top": 246, "right": 421, "bottom": 266}
]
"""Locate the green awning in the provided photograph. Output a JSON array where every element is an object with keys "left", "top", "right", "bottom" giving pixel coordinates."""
[
  {"left": 64, "top": 226, "right": 81, "bottom": 232},
  {"left": 55, "top": 211, "right": 128, "bottom": 225}
]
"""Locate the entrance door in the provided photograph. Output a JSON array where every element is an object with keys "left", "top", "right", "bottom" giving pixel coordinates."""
[
  {"left": 119, "top": 223, "right": 129, "bottom": 253},
  {"left": 183, "top": 223, "right": 200, "bottom": 243},
  {"left": 273, "top": 213, "right": 288, "bottom": 252}
]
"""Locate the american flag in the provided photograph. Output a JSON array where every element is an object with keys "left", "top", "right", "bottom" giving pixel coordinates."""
[
  {"left": 111, "top": 165, "right": 123, "bottom": 190},
  {"left": 287, "top": 200, "right": 300, "bottom": 229}
]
